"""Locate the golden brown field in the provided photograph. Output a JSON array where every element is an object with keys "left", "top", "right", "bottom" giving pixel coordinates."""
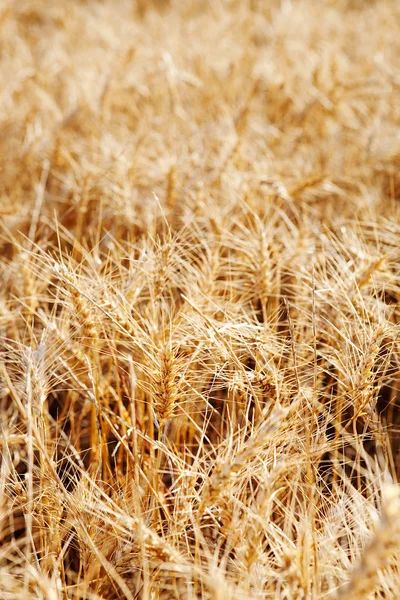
[{"left": 1, "top": 0, "right": 400, "bottom": 598}]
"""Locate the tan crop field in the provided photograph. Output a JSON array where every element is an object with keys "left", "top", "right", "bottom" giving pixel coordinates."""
[{"left": 1, "top": 0, "right": 400, "bottom": 598}]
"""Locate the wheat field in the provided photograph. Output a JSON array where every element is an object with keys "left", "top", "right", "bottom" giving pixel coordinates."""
[{"left": 1, "top": 1, "right": 400, "bottom": 598}]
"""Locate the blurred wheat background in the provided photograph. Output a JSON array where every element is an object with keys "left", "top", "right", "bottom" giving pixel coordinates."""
[{"left": 1, "top": 0, "right": 400, "bottom": 598}]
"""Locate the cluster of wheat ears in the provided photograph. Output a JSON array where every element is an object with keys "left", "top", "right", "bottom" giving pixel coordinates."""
[{"left": 1, "top": 1, "right": 400, "bottom": 598}]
